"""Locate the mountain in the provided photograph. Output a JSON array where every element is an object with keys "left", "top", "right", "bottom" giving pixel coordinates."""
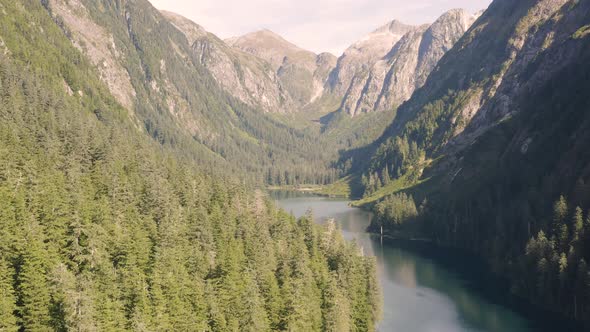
[
  {"left": 0, "top": 0, "right": 380, "bottom": 330},
  {"left": 162, "top": 11, "right": 294, "bottom": 114},
  {"left": 329, "top": 9, "right": 478, "bottom": 117},
  {"left": 227, "top": 29, "right": 337, "bottom": 106},
  {"left": 327, "top": 20, "right": 414, "bottom": 102},
  {"left": 46, "top": 0, "right": 338, "bottom": 185},
  {"left": 361, "top": 0, "right": 588, "bottom": 178},
  {"left": 352, "top": 0, "right": 590, "bottom": 322}
]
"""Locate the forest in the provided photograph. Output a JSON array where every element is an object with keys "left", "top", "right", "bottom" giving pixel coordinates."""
[
  {"left": 352, "top": 0, "right": 590, "bottom": 324},
  {"left": 3, "top": 0, "right": 590, "bottom": 329},
  {"left": 0, "top": 1, "right": 380, "bottom": 330}
]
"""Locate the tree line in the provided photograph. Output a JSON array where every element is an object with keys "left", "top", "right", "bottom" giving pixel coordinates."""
[
  {"left": 0, "top": 1, "right": 381, "bottom": 330},
  {"left": 515, "top": 196, "right": 590, "bottom": 321}
]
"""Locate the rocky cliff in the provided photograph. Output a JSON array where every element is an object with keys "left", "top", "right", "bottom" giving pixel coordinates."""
[
  {"left": 227, "top": 29, "right": 337, "bottom": 107},
  {"left": 44, "top": 0, "right": 338, "bottom": 183},
  {"left": 331, "top": 9, "right": 478, "bottom": 117},
  {"left": 162, "top": 11, "right": 294, "bottom": 113},
  {"left": 355, "top": 2, "right": 590, "bottom": 323}
]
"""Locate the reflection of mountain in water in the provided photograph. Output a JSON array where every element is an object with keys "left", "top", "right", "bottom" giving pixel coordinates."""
[{"left": 271, "top": 191, "right": 580, "bottom": 332}]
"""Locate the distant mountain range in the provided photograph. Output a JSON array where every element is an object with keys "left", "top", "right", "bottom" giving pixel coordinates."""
[{"left": 143, "top": 6, "right": 480, "bottom": 118}]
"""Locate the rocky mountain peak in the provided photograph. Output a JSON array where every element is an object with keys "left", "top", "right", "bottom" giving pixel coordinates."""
[
  {"left": 429, "top": 8, "right": 479, "bottom": 34},
  {"left": 161, "top": 12, "right": 295, "bottom": 113},
  {"left": 225, "top": 29, "right": 337, "bottom": 107},
  {"left": 325, "top": 20, "right": 414, "bottom": 100},
  {"left": 226, "top": 29, "right": 317, "bottom": 71},
  {"left": 379, "top": 19, "right": 416, "bottom": 35},
  {"left": 317, "top": 52, "right": 338, "bottom": 65},
  {"left": 345, "top": 20, "right": 415, "bottom": 60},
  {"left": 160, "top": 10, "right": 208, "bottom": 44},
  {"left": 330, "top": 9, "right": 479, "bottom": 116}
]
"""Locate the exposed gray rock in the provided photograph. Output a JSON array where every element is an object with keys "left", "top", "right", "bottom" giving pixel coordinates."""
[
  {"left": 163, "top": 12, "right": 294, "bottom": 113},
  {"left": 438, "top": 0, "right": 574, "bottom": 150},
  {"left": 327, "top": 20, "right": 415, "bottom": 102},
  {"left": 332, "top": 9, "right": 479, "bottom": 117},
  {"left": 49, "top": 0, "right": 136, "bottom": 112},
  {"left": 226, "top": 29, "right": 337, "bottom": 107}
]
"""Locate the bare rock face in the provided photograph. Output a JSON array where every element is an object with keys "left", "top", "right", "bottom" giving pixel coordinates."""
[
  {"left": 312, "top": 52, "right": 338, "bottom": 102},
  {"left": 332, "top": 9, "right": 478, "bottom": 117},
  {"left": 48, "top": 0, "right": 474, "bottom": 120},
  {"left": 405, "top": 0, "right": 576, "bottom": 152},
  {"left": 226, "top": 30, "right": 337, "bottom": 107},
  {"left": 49, "top": 0, "right": 136, "bottom": 112},
  {"left": 326, "top": 20, "right": 414, "bottom": 100},
  {"left": 226, "top": 29, "right": 317, "bottom": 72},
  {"left": 162, "top": 12, "right": 294, "bottom": 113},
  {"left": 365, "top": 0, "right": 585, "bottom": 180}
]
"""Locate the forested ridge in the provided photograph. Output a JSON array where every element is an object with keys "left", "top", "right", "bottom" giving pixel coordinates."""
[
  {"left": 345, "top": 0, "right": 590, "bottom": 325},
  {"left": 45, "top": 0, "right": 348, "bottom": 187},
  {"left": 3, "top": 0, "right": 590, "bottom": 329},
  {"left": 0, "top": 0, "right": 380, "bottom": 330}
]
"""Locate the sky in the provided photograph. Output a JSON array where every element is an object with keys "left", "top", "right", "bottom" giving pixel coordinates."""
[{"left": 149, "top": 0, "right": 492, "bottom": 56}]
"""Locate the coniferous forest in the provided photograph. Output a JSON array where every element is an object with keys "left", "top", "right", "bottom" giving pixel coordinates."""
[
  {"left": 351, "top": 0, "right": 590, "bottom": 325},
  {"left": 0, "top": 1, "right": 380, "bottom": 330},
  {"left": 3, "top": 0, "right": 590, "bottom": 330}
]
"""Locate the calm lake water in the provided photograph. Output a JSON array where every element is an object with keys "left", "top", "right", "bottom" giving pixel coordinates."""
[{"left": 270, "top": 190, "right": 580, "bottom": 332}]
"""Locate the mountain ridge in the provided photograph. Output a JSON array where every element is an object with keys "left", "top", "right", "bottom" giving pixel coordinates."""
[
  {"left": 226, "top": 27, "right": 337, "bottom": 107},
  {"left": 350, "top": 0, "right": 590, "bottom": 324},
  {"left": 330, "top": 8, "right": 480, "bottom": 117},
  {"left": 151, "top": 8, "right": 479, "bottom": 120}
]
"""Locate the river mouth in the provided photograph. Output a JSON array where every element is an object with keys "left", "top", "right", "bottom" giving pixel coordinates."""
[{"left": 270, "top": 190, "right": 581, "bottom": 332}]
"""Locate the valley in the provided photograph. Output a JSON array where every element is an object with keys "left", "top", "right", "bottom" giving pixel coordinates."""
[
  {"left": 272, "top": 191, "right": 582, "bottom": 332},
  {"left": 1, "top": 0, "right": 590, "bottom": 330}
]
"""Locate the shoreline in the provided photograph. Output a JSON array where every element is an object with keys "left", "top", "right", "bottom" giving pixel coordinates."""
[{"left": 266, "top": 185, "right": 350, "bottom": 198}]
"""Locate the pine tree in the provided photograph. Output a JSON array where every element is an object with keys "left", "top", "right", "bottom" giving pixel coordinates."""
[
  {"left": 553, "top": 196, "right": 568, "bottom": 235},
  {"left": 558, "top": 224, "right": 570, "bottom": 252},
  {"left": 537, "top": 257, "right": 550, "bottom": 302},
  {"left": 574, "top": 259, "right": 588, "bottom": 319},
  {"left": 49, "top": 265, "right": 98, "bottom": 331},
  {"left": 365, "top": 258, "right": 382, "bottom": 325},
  {"left": 571, "top": 207, "right": 585, "bottom": 259},
  {"left": 238, "top": 272, "right": 271, "bottom": 332},
  {"left": 322, "top": 274, "right": 351, "bottom": 332},
  {"left": 573, "top": 207, "right": 584, "bottom": 241},
  {"left": 17, "top": 230, "right": 52, "bottom": 331},
  {"left": 0, "top": 259, "right": 18, "bottom": 332},
  {"left": 381, "top": 167, "right": 391, "bottom": 186}
]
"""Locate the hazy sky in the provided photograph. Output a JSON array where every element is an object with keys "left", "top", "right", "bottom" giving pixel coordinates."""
[{"left": 149, "top": 0, "right": 492, "bottom": 55}]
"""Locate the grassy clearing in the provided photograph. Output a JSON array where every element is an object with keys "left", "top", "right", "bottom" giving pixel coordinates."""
[
  {"left": 351, "top": 173, "right": 433, "bottom": 207},
  {"left": 316, "top": 176, "right": 352, "bottom": 198},
  {"left": 266, "top": 175, "right": 353, "bottom": 198}
]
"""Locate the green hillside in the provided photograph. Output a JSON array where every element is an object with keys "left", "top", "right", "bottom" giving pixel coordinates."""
[
  {"left": 0, "top": 1, "right": 380, "bottom": 330},
  {"left": 348, "top": 0, "right": 590, "bottom": 323}
]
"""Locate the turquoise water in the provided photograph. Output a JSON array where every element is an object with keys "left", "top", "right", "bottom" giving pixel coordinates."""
[{"left": 271, "top": 191, "right": 580, "bottom": 332}]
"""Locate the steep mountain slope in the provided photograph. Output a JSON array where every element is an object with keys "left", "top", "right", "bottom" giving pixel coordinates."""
[
  {"left": 326, "top": 20, "right": 414, "bottom": 104},
  {"left": 46, "top": 0, "right": 338, "bottom": 185},
  {"left": 227, "top": 29, "right": 337, "bottom": 106},
  {"left": 330, "top": 10, "right": 478, "bottom": 117},
  {"left": 312, "top": 10, "right": 478, "bottom": 174},
  {"left": 361, "top": 0, "right": 586, "bottom": 181},
  {"left": 353, "top": 0, "right": 590, "bottom": 323},
  {"left": 0, "top": 0, "right": 380, "bottom": 330},
  {"left": 162, "top": 11, "right": 294, "bottom": 114}
]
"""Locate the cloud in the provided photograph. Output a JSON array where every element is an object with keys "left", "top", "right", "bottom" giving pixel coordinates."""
[{"left": 148, "top": 0, "right": 492, "bottom": 55}]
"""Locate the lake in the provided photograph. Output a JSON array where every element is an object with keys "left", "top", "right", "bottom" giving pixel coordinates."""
[{"left": 270, "top": 190, "right": 580, "bottom": 332}]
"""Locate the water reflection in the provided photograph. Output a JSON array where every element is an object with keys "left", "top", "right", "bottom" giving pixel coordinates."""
[{"left": 270, "top": 190, "right": 580, "bottom": 332}]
